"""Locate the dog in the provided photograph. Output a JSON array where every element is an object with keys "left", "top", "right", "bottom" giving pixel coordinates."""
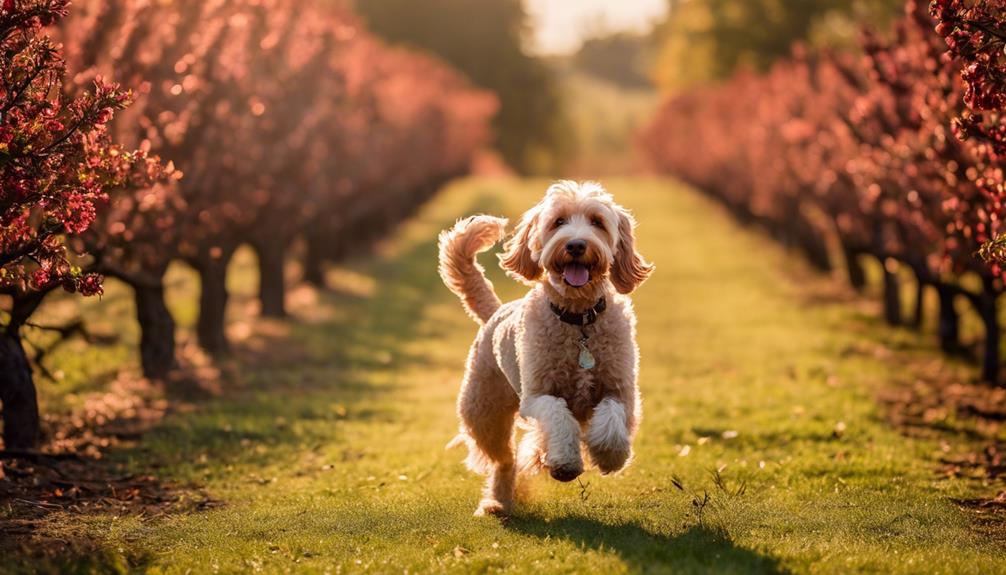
[{"left": 438, "top": 180, "right": 653, "bottom": 517}]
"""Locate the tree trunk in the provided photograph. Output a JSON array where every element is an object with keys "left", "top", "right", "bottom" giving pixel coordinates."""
[
  {"left": 882, "top": 259, "right": 902, "bottom": 326},
  {"left": 254, "top": 240, "right": 287, "bottom": 318},
  {"left": 978, "top": 288, "right": 1001, "bottom": 386},
  {"left": 795, "top": 216, "right": 832, "bottom": 273},
  {"left": 196, "top": 254, "right": 232, "bottom": 355},
  {"left": 911, "top": 277, "right": 925, "bottom": 330},
  {"left": 303, "top": 230, "right": 327, "bottom": 288},
  {"left": 936, "top": 284, "right": 961, "bottom": 354},
  {"left": 301, "top": 246, "right": 325, "bottom": 289},
  {"left": 842, "top": 244, "right": 866, "bottom": 291},
  {"left": 134, "top": 282, "right": 177, "bottom": 379},
  {"left": 0, "top": 292, "right": 45, "bottom": 449},
  {"left": 800, "top": 236, "right": 832, "bottom": 272},
  {"left": 0, "top": 330, "right": 38, "bottom": 449}
]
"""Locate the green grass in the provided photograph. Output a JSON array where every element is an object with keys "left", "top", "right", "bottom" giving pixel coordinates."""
[{"left": 9, "top": 177, "right": 1006, "bottom": 574}]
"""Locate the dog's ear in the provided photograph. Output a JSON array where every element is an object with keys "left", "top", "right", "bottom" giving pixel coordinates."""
[
  {"left": 610, "top": 207, "right": 653, "bottom": 294},
  {"left": 499, "top": 205, "right": 543, "bottom": 283}
]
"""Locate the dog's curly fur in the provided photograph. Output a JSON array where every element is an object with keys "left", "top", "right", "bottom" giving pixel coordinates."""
[{"left": 438, "top": 181, "right": 653, "bottom": 517}]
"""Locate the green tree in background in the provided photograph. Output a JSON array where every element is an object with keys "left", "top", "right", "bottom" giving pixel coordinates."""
[
  {"left": 574, "top": 31, "right": 655, "bottom": 90},
  {"left": 355, "top": 0, "right": 568, "bottom": 174},
  {"left": 654, "top": 0, "right": 904, "bottom": 91}
]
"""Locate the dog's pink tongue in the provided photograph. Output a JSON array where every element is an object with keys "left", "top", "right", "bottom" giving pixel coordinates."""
[{"left": 563, "top": 263, "right": 590, "bottom": 287}]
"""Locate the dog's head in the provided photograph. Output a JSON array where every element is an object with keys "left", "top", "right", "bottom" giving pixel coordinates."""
[{"left": 499, "top": 181, "right": 653, "bottom": 294}]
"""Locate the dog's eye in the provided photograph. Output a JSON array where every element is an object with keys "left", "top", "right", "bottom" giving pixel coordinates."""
[
  {"left": 590, "top": 217, "right": 605, "bottom": 229},
  {"left": 553, "top": 217, "right": 566, "bottom": 228}
]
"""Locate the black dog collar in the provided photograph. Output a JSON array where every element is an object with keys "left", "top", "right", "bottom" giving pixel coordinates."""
[{"left": 548, "top": 297, "right": 607, "bottom": 327}]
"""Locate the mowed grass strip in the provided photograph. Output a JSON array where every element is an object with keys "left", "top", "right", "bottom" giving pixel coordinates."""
[{"left": 11, "top": 177, "right": 1006, "bottom": 574}]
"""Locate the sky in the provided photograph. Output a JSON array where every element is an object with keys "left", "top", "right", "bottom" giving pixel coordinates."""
[{"left": 525, "top": 0, "right": 668, "bottom": 55}]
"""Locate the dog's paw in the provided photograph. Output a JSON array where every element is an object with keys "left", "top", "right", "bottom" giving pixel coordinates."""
[
  {"left": 548, "top": 462, "right": 583, "bottom": 483},
  {"left": 474, "top": 498, "right": 509, "bottom": 518},
  {"left": 590, "top": 446, "right": 632, "bottom": 475}
]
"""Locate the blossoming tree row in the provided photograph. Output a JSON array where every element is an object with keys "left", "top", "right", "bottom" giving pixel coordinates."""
[
  {"left": 641, "top": 0, "right": 1006, "bottom": 386},
  {"left": 0, "top": 0, "right": 496, "bottom": 448}
]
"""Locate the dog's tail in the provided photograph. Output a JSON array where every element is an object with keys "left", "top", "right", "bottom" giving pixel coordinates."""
[
  {"left": 438, "top": 215, "right": 507, "bottom": 324},
  {"left": 446, "top": 431, "right": 493, "bottom": 475}
]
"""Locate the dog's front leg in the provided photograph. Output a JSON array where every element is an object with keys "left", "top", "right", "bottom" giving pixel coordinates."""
[
  {"left": 519, "top": 394, "right": 583, "bottom": 482},
  {"left": 585, "top": 396, "right": 634, "bottom": 474}
]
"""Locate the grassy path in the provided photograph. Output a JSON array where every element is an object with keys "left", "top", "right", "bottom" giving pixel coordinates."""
[{"left": 12, "top": 178, "right": 1006, "bottom": 574}]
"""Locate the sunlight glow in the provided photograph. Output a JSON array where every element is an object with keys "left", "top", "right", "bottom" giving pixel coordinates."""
[{"left": 525, "top": 0, "right": 668, "bottom": 55}]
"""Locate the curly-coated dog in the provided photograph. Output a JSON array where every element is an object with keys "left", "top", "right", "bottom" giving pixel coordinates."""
[{"left": 438, "top": 180, "right": 653, "bottom": 517}]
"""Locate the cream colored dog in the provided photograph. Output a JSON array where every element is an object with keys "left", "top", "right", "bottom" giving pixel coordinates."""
[{"left": 438, "top": 180, "right": 653, "bottom": 517}]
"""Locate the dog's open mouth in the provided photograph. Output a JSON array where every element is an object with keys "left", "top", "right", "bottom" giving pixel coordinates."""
[{"left": 562, "top": 262, "right": 591, "bottom": 287}]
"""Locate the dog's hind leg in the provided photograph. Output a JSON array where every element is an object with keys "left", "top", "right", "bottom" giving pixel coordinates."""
[
  {"left": 478, "top": 459, "right": 516, "bottom": 517},
  {"left": 458, "top": 370, "right": 519, "bottom": 517}
]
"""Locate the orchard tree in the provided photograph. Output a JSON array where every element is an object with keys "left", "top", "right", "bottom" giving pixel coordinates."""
[
  {"left": 0, "top": 0, "right": 160, "bottom": 448},
  {"left": 57, "top": 0, "right": 233, "bottom": 368},
  {"left": 931, "top": 0, "right": 1006, "bottom": 268}
]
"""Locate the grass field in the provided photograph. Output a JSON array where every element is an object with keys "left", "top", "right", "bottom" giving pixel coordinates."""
[{"left": 7, "top": 177, "right": 1005, "bottom": 574}]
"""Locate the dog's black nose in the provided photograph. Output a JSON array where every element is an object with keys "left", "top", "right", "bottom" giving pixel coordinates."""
[{"left": 565, "top": 239, "right": 587, "bottom": 257}]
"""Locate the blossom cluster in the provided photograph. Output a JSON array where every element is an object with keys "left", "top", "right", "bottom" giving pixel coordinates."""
[{"left": 1, "top": 1, "right": 162, "bottom": 297}]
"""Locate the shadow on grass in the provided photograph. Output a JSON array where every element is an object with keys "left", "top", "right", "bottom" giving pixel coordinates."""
[{"left": 507, "top": 514, "right": 790, "bottom": 574}]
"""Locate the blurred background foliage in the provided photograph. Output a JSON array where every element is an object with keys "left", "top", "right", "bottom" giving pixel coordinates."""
[
  {"left": 553, "top": 30, "right": 661, "bottom": 175},
  {"left": 652, "top": 0, "right": 905, "bottom": 90},
  {"left": 354, "top": 0, "right": 571, "bottom": 175},
  {"left": 353, "top": 0, "right": 907, "bottom": 175},
  {"left": 573, "top": 31, "right": 655, "bottom": 90}
]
